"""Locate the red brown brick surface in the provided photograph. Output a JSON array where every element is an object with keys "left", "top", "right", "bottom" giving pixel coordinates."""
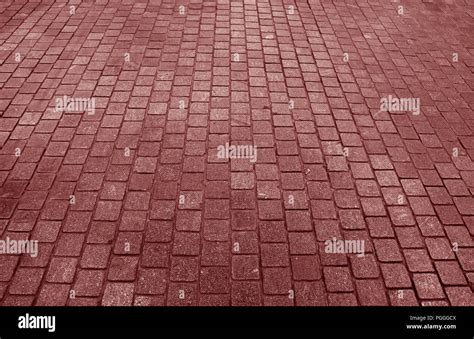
[{"left": 0, "top": 0, "right": 473, "bottom": 306}]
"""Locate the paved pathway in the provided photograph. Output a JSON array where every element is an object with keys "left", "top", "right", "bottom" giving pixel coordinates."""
[{"left": 0, "top": 0, "right": 473, "bottom": 306}]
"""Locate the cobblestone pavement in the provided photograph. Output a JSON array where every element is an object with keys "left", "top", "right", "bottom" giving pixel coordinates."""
[{"left": 0, "top": 0, "right": 473, "bottom": 306}]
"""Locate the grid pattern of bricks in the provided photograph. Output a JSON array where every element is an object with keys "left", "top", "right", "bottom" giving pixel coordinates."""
[{"left": 0, "top": 0, "right": 473, "bottom": 306}]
